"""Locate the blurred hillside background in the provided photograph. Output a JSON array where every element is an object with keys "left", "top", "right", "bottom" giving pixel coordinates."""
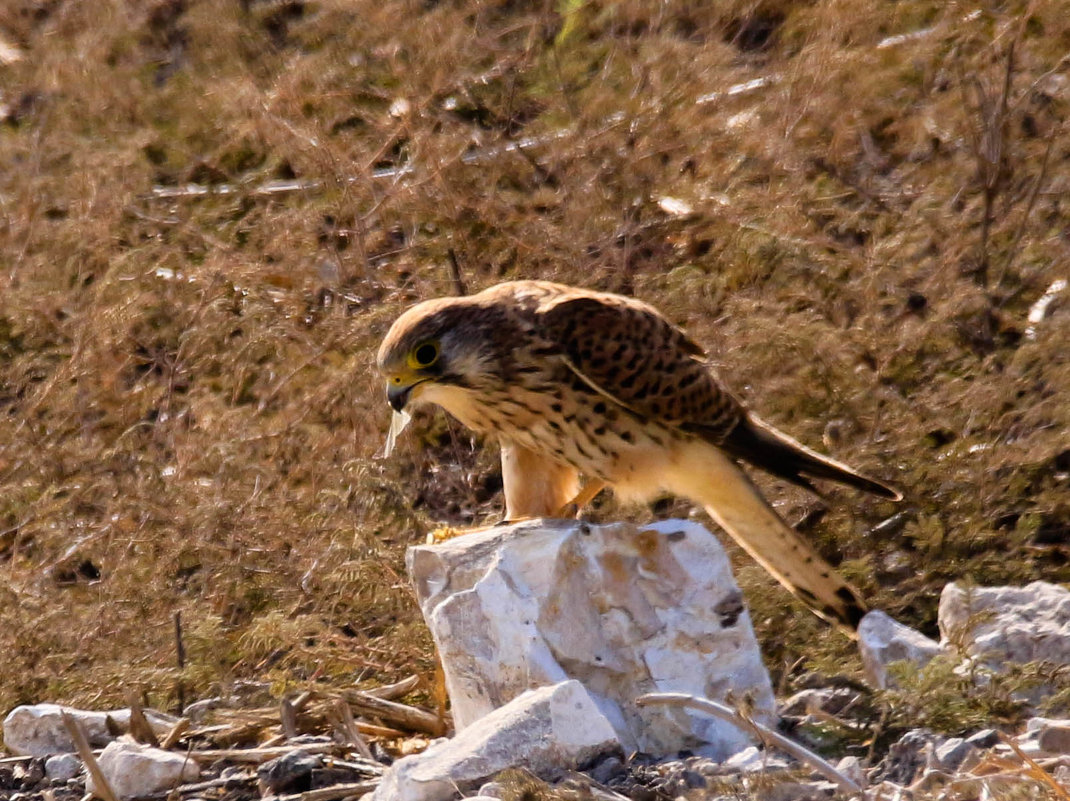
[{"left": 0, "top": 0, "right": 1067, "bottom": 731}]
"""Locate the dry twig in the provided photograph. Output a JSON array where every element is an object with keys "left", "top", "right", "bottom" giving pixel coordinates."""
[
  {"left": 160, "top": 717, "right": 191, "bottom": 750},
  {"left": 126, "top": 691, "right": 161, "bottom": 747},
  {"left": 1000, "top": 732, "right": 1070, "bottom": 801},
  {"left": 636, "top": 693, "right": 864, "bottom": 796},
  {"left": 61, "top": 711, "right": 120, "bottom": 801},
  {"left": 342, "top": 690, "right": 446, "bottom": 737},
  {"left": 263, "top": 781, "right": 379, "bottom": 801},
  {"left": 365, "top": 675, "right": 420, "bottom": 701}
]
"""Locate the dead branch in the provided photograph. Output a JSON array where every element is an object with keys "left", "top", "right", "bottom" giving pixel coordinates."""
[
  {"left": 636, "top": 693, "right": 864, "bottom": 796},
  {"left": 364, "top": 674, "right": 420, "bottom": 701},
  {"left": 339, "top": 691, "right": 446, "bottom": 737},
  {"left": 61, "top": 711, "right": 120, "bottom": 801}
]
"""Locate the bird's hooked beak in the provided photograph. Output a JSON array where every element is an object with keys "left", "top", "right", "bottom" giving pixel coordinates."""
[{"left": 386, "top": 375, "right": 430, "bottom": 412}]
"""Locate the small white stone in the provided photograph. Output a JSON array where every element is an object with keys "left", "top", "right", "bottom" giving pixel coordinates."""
[
  {"left": 477, "top": 781, "right": 506, "bottom": 798},
  {"left": 86, "top": 740, "right": 199, "bottom": 801},
  {"left": 724, "top": 745, "right": 763, "bottom": 771},
  {"left": 835, "top": 755, "right": 866, "bottom": 787},
  {"left": 858, "top": 610, "right": 941, "bottom": 689},
  {"left": 372, "top": 680, "right": 619, "bottom": 801},
  {"left": 44, "top": 754, "right": 82, "bottom": 782}
]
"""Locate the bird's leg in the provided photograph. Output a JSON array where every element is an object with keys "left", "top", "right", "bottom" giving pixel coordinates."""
[
  {"left": 427, "top": 443, "right": 581, "bottom": 544},
  {"left": 501, "top": 440, "right": 580, "bottom": 520},
  {"left": 554, "top": 479, "right": 606, "bottom": 518}
]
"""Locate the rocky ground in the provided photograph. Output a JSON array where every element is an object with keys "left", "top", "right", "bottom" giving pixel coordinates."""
[
  {"left": 1, "top": 0, "right": 1068, "bottom": 798},
  {"left": 4, "top": 529, "right": 1068, "bottom": 800},
  {"left": 3, "top": 708, "right": 1070, "bottom": 801}
]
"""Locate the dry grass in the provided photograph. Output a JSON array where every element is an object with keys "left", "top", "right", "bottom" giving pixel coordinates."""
[{"left": 0, "top": 0, "right": 1067, "bottom": 736}]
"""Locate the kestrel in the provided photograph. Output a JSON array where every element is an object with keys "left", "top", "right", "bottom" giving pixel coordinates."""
[{"left": 377, "top": 280, "right": 900, "bottom": 630}]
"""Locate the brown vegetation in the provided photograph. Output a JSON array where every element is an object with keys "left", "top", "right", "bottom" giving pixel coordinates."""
[{"left": 0, "top": 0, "right": 1066, "bottom": 737}]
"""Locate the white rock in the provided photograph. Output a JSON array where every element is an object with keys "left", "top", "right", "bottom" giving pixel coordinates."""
[
  {"left": 3, "top": 704, "right": 114, "bottom": 757},
  {"left": 939, "top": 581, "right": 1070, "bottom": 665},
  {"left": 780, "top": 687, "right": 858, "bottom": 717},
  {"left": 372, "top": 680, "right": 619, "bottom": 801},
  {"left": 86, "top": 740, "right": 199, "bottom": 801},
  {"left": 835, "top": 755, "right": 866, "bottom": 787},
  {"left": 724, "top": 745, "right": 762, "bottom": 771},
  {"left": 933, "top": 737, "right": 975, "bottom": 771},
  {"left": 408, "top": 519, "right": 775, "bottom": 757},
  {"left": 858, "top": 610, "right": 941, "bottom": 688},
  {"left": 44, "top": 753, "right": 82, "bottom": 781},
  {"left": 2, "top": 703, "right": 177, "bottom": 757}
]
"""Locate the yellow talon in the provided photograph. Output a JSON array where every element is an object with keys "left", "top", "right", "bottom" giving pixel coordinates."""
[
  {"left": 554, "top": 480, "right": 606, "bottom": 518},
  {"left": 427, "top": 526, "right": 466, "bottom": 544}
]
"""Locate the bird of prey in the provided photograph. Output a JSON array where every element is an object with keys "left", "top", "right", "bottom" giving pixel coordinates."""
[{"left": 377, "top": 280, "right": 900, "bottom": 630}]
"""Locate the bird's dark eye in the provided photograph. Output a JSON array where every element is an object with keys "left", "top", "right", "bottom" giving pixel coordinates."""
[{"left": 412, "top": 341, "right": 439, "bottom": 368}]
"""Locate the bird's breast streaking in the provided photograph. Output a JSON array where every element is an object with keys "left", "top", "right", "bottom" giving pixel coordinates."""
[{"left": 377, "top": 280, "right": 901, "bottom": 632}]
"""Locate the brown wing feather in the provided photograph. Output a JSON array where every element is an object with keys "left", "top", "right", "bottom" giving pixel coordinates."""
[
  {"left": 536, "top": 288, "right": 900, "bottom": 501},
  {"left": 537, "top": 293, "right": 743, "bottom": 436}
]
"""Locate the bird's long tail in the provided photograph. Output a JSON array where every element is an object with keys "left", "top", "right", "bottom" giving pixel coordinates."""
[
  {"left": 718, "top": 414, "right": 902, "bottom": 501},
  {"left": 668, "top": 441, "right": 868, "bottom": 633}
]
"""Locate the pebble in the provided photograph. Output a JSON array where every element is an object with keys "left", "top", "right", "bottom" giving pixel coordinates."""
[
  {"left": 257, "top": 749, "right": 321, "bottom": 795},
  {"left": 476, "top": 780, "right": 505, "bottom": 798},
  {"left": 966, "top": 729, "right": 1001, "bottom": 748},
  {"left": 588, "top": 755, "right": 625, "bottom": 785},
  {"left": 1037, "top": 724, "right": 1070, "bottom": 754},
  {"left": 44, "top": 755, "right": 81, "bottom": 783},
  {"left": 874, "top": 728, "right": 939, "bottom": 785},
  {"left": 933, "top": 737, "right": 976, "bottom": 771},
  {"left": 834, "top": 755, "right": 865, "bottom": 787}
]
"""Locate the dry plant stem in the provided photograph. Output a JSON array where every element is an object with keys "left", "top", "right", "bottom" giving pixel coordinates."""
[
  {"left": 324, "top": 757, "right": 384, "bottom": 776},
  {"left": 262, "top": 780, "right": 379, "bottom": 801},
  {"left": 280, "top": 696, "right": 299, "bottom": 739},
  {"left": 365, "top": 674, "right": 420, "bottom": 701},
  {"left": 126, "top": 691, "right": 161, "bottom": 747},
  {"left": 976, "top": 36, "right": 1016, "bottom": 288},
  {"left": 186, "top": 744, "right": 338, "bottom": 764},
  {"left": 61, "top": 711, "right": 120, "bottom": 801},
  {"left": 160, "top": 717, "right": 191, "bottom": 750},
  {"left": 173, "top": 611, "right": 186, "bottom": 713},
  {"left": 446, "top": 249, "right": 468, "bottom": 296},
  {"left": 635, "top": 693, "right": 864, "bottom": 796},
  {"left": 139, "top": 775, "right": 256, "bottom": 800},
  {"left": 334, "top": 698, "right": 376, "bottom": 761},
  {"left": 343, "top": 689, "right": 446, "bottom": 736},
  {"left": 1000, "top": 732, "right": 1070, "bottom": 801},
  {"left": 1000, "top": 118, "right": 1062, "bottom": 287}
]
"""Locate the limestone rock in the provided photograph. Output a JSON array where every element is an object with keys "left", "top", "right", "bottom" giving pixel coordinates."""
[
  {"left": 2, "top": 703, "right": 177, "bottom": 757},
  {"left": 372, "top": 680, "right": 620, "bottom": 801},
  {"left": 407, "top": 519, "right": 775, "bottom": 757},
  {"left": 857, "top": 610, "right": 941, "bottom": 688},
  {"left": 4, "top": 704, "right": 110, "bottom": 756},
  {"left": 939, "top": 581, "right": 1070, "bottom": 665},
  {"left": 86, "top": 740, "right": 199, "bottom": 801}
]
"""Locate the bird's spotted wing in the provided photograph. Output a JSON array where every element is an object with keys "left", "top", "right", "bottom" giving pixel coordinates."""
[{"left": 537, "top": 293, "right": 742, "bottom": 436}]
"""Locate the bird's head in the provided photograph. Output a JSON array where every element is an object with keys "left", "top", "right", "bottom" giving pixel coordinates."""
[{"left": 376, "top": 297, "right": 499, "bottom": 413}]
